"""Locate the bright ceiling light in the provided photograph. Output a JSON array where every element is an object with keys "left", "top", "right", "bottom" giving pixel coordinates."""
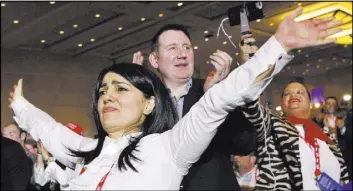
[
  {"left": 256, "top": 19, "right": 261, "bottom": 22},
  {"left": 204, "top": 30, "right": 208, "bottom": 34},
  {"left": 235, "top": 52, "right": 239, "bottom": 56},
  {"left": 159, "top": 13, "right": 164, "bottom": 17},
  {"left": 13, "top": 20, "right": 19, "bottom": 24},
  {"left": 118, "top": 27, "right": 123, "bottom": 31},
  {"left": 95, "top": 14, "right": 101, "bottom": 18},
  {"left": 177, "top": 2, "right": 183, "bottom": 7},
  {"left": 268, "top": 2, "right": 352, "bottom": 45},
  {"left": 294, "top": 3, "right": 351, "bottom": 22},
  {"left": 194, "top": 46, "right": 198, "bottom": 50},
  {"left": 49, "top": 1, "right": 55, "bottom": 4},
  {"left": 343, "top": 94, "right": 352, "bottom": 101},
  {"left": 141, "top": 17, "right": 146, "bottom": 21},
  {"left": 276, "top": 106, "right": 282, "bottom": 111},
  {"left": 297, "top": 49, "right": 302, "bottom": 53},
  {"left": 40, "top": 40, "right": 46, "bottom": 43},
  {"left": 314, "top": 103, "right": 321, "bottom": 108},
  {"left": 327, "top": 28, "right": 352, "bottom": 39},
  {"left": 1, "top": 3, "right": 6, "bottom": 7},
  {"left": 269, "top": 23, "right": 274, "bottom": 26},
  {"left": 73, "top": 24, "right": 78, "bottom": 28},
  {"left": 90, "top": 38, "right": 95, "bottom": 42},
  {"left": 205, "top": 38, "right": 209, "bottom": 42},
  {"left": 223, "top": 41, "right": 227, "bottom": 45},
  {"left": 78, "top": 43, "right": 83, "bottom": 47},
  {"left": 59, "top": 30, "right": 64, "bottom": 35}
]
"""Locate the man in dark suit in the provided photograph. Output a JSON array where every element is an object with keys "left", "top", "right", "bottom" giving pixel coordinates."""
[
  {"left": 1, "top": 135, "right": 33, "bottom": 190},
  {"left": 132, "top": 24, "right": 249, "bottom": 190}
]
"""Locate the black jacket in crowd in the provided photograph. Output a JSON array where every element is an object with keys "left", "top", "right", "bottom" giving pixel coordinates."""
[
  {"left": 180, "top": 79, "right": 256, "bottom": 190},
  {"left": 1, "top": 136, "right": 33, "bottom": 190}
]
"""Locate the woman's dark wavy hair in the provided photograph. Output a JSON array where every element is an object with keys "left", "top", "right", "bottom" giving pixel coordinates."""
[{"left": 70, "top": 63, "right": 178, "bottom": 172}]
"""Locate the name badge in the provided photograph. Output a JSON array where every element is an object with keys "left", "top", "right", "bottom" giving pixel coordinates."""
[{"left": 316, "top": 172, "right": 342, "bottom": 191}]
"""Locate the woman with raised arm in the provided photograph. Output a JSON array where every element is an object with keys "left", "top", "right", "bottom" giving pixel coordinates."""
[{"left": 8, "top": 7, "right": 341, "bottom": 190}]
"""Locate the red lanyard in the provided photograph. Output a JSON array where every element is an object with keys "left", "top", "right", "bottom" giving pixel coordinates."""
[
  {"left": 299, "top": 135, "right": 321, "bottom": 177},
  {"left": 79, "top": 163, "right": 115, "bottom": 190},
  {"left": 96, "top": 163, "right": 115, "bottom": 191}
]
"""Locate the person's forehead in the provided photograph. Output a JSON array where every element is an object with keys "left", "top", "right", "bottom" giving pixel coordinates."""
[
  {"left": 3, "top": 125, "right": 19, "bottom": 132},
  {"left": 158, "top": 30, "right": 191, "bottom": 45},
  {"left": 284, "top": 82, "right": 306, "bottom": 91},
  {"left": 326, "top": 98, "right": 337, "bottom": 103}
]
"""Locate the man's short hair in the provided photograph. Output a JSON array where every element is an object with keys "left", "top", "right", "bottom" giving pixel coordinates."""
[
  {"left": 25, "top": 139, "right": 37, "bottom": 149},
  {"left": 281, "top": 79, "right": 312, "bottom": 101},
  {"left": 150, "top": 24, "right": 191, "bottom": 52},
  {"left": 325, "top": 96, "right": 338, "bottom": 104}
]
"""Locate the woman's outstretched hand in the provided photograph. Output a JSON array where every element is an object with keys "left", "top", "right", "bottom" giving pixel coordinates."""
[{"left": 8, "top": 78, "right": 23, "bottom": 108}]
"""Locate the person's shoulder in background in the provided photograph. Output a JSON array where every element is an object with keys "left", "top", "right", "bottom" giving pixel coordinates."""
[{"left": 1, "top": 136, "right": 33, "bottom": 190}]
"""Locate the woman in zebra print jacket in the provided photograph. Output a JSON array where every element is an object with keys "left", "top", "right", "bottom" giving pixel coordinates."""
[{"left": 241, "top": 80, "right": 350, "bottom": 190}]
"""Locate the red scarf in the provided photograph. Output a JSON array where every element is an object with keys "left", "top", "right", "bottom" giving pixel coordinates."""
[{"left": 286, "top": 116, "right": 334, "bottom": 147}]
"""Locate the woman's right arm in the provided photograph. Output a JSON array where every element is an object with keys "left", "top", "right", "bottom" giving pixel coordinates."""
[
  {"left": 241, "top": 100, "right": 272, "bottom": 142},
  {"left": 11, "top": 95, "right": 97, "bottom": 169}
]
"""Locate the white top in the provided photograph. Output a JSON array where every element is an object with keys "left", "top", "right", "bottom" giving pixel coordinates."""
[
  {"left": 296, "top": 124, "right": 341, "bottom": 190},
  {"left": 235, "top": 166, "right": 258, "bottom": 189},
  {"left": 11, "top": 36, "right": 293, "bottom": 190},
  {"left": 33, "top": 160, "right": 74, "bottom": 189}
]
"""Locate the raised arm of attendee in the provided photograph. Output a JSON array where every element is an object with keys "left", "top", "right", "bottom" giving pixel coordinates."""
[
  {"left": 163, "top": 6, "right": 342, "bottom": 174},
  {"left": 10, "top": 85, "right": 97, "bottom": 169}
]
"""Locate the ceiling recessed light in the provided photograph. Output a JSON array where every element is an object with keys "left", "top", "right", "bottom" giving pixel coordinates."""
[
  {"left": 316, "top": 65, "right": 320, "bottom": 68},
  {"left": 306, "top": 64, "right": 310, "bottom": 67},
  {"left": 223, "top": 41, "right": 227, "bottom": 45},
  {"left": 269, "top": 23, "right": 274, "bottom": 26},
  {"left": 1, "top": 3, "right": 6, "bottom": 7},
  {"left": 141, "top": 17, "right": 146, "bottom": 21},
  {"left": 194, "top": 46, "right": 198, "bottom": 50},
  {"left": 40, "top": 40, "right": 46, "bottom": 43},
  {"left": 159, "top": 13, "right": 164, "bottom": 17},
  {"left": 118, "top": 26, "right": 123, "bottom": 31},
  {"left": 13, "top": 20, "right": 19, "bottom": 24},
  {"left": 95, "top": 14, "right": 101, "bottom": 18},
  {"left": 256, "top": 19, "right": 261, "bottom": 22},
  {"left": 235, "top": 52, "right": 239, "bottom": 56},
  {"left": 205, "top": 38, "right": 209, "bottom": 42},
  {"left": 78, "top": 43, "right": 83, "bottom": 47},
  {"left": 73, "top": 24, "right": 78, "bottom": 28},
  {"left": 49, "top": 1, "right": 55, "bottom": 4},
  {"left": 297, "top": 49, "right": 302, "bottom": 53},
  {"left": 204, "top": 30, "right": 208, "bottom": 34},
  {"left": 59, "top": 30, "right": 64, "bottom": 35},
  {"left": 90, "top": 38, "right": 95, "bottom": 42},
  {"left": 177, "top": 2, "right": 183, "bottom": 7}
]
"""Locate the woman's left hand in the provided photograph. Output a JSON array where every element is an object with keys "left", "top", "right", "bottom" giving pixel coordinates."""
[{"left": 8, "top": 78, "right": 24, "bottom": 108}]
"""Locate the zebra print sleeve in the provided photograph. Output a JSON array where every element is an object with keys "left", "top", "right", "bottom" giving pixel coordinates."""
[{"left": 241, "top": 100, "right": 271, "bottom": 142}]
